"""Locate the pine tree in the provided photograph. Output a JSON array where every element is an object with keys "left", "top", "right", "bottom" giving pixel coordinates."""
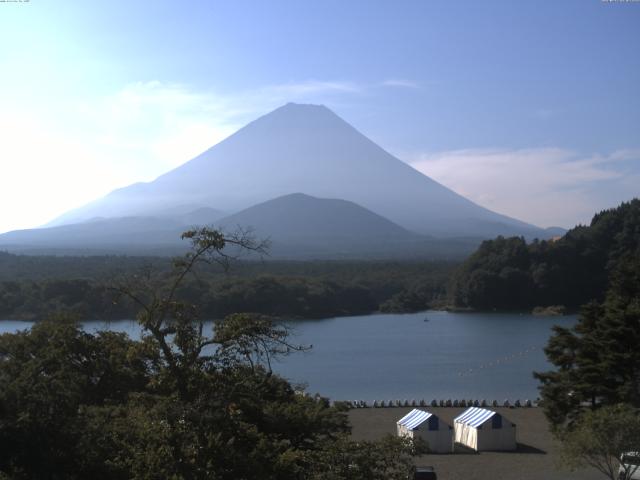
[{"left": 535, "top": 253, "right": 640, "bottom": 429}]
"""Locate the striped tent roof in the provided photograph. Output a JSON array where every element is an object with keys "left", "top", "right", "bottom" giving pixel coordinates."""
[
  {"left": 397, "top": 409, "right": 433, "bottom": 430},
  {"left": 454, "top": 407, "right": 497, "bottom": 428}
]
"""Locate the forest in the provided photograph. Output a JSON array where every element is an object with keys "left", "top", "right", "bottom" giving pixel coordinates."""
[
  {"left": 2, "top": 200, "right": 639, "bottom": 321},
  {"left": 0, "top": 252, "right": 454, "bottom": 320},
  {"left": 448, "top": 199, "right": 640, "bottom": 311}
]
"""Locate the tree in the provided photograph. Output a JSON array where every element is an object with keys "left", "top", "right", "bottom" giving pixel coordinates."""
[
  {"left": 535, "top": 250, "right": 640, "bottom": 425},
  {"left": 0, "top": 227, "right": 424, "bottom": 479},
  {"left": 0, "top": 314, "right": 153, "bottom": 479},
  {"left": 560, "top": 404, "right": 640, "bottom": 480},
  {"left": 110, "top": 226, "right": 271, "bottom": 400},
  {"left": 450, "top": 199, "right": 640, "bottom": 311},
  {"left": 302, "top": 434, "right": 426, "bottom": 480},
  {"left": 534, "top": 253, "right": 640, "bottom": 429}
]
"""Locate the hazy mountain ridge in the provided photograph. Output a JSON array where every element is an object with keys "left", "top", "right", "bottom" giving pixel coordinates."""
[
  {"left": 2, "top": 103, "right": 558, "bottom": 258},
  {"left": 217, "top": 193, "right": 414, "bottom": 240},
  {"left": 0, "top": 193, "right": 480, "bottom": 259},
  {"left": 0, "top": 216, "right": 185, "bottom": 248},
  {"left": 213, "top": 193, "right": 473, "bottom": 259},
  {"left": 47, "top": 103, "right": 548, "bottom": 238}
]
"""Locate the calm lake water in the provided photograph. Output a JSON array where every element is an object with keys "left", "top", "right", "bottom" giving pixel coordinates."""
[{"left": 0, "top": 311, "right": 574, "bottom": 402}]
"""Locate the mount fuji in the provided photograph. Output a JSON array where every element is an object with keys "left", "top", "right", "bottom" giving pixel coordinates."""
[{"left": 1, "top": 103, "right": 552, "bottom": 257}]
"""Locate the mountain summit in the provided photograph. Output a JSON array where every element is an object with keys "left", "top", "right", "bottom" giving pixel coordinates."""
[{"left": 49, "top": 103, "right": 543, "bottom": 238}]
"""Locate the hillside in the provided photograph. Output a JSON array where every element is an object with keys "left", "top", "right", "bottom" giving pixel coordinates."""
[
  {"left": 0, "top": 217, "right": 188, "bottom": 255},
  {"left": 0, "top": 193, "right": 480, "bottom": 259},
  {"left": 448, "top": 199, "right": 640, "bottom": 310},
  {"left": 0, "top": 207, "right": 219, "bottom": 256},
  {"left": 215, "top": 193, "right": 420, "bottom": 258},
  {"left": 218, "top": 193, "right": 412, "bottom": 239}
]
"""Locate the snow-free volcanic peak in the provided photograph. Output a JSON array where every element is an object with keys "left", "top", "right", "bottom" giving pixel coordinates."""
[{"left": 47, "top": 103, "right": 545, "bottom": 239}]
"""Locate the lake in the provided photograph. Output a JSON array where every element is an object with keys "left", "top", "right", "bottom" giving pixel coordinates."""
[{"left": 0, "top": 310, "right": 574, "bottom": 402}]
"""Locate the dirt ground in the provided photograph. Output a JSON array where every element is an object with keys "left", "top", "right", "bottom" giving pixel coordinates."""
[{"left": 348, "top": 407, "right": 604, "bottom": 480}]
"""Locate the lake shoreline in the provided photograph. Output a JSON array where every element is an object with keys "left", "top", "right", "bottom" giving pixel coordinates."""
[
  {"left": 0, "top": 303, "right": 578, "bottom": 323},
  {"left": 1, "top": 311, "right": 576, "bottom": 401}
]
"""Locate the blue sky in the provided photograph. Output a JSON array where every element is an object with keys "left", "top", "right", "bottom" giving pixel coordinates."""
[{"left": 1, "top": 0, "right": 638, "bottom": 232}]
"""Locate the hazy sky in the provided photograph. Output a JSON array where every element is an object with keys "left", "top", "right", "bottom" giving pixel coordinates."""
[{"left": 1, "top": 0, "right": 639, "bottom": 233}]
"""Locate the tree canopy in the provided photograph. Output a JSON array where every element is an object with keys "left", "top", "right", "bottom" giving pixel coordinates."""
[
  {"left": 0, "top": 252, "right": 455, "bottom": 321},
  {"left": 534, "top": 253, "right": 640, "bottom": 429},
  {"left": 0, "top": 228, "right": 423, "bottom": 479},
  {"left": 560, "top": 404, "right": 640, "bottom": 480},
  {"left": 450, "top": 199, "right": 640, "bottom": 311}
]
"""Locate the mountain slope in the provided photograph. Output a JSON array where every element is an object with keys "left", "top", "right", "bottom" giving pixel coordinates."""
[
  {"left": 0, "top": 217, "right": 186, "bottom": 254},
  {"left": 0, "top": 193, "right": 481, "bottom": 258},
  {"left": 49, "top": 103, "right": 546, "bottom": 239},
  {"left": 214, "top": 193, "right": 479, "bottom": 259},
  {"left": 217, "top": 193, "right": 413, "bottom": 240}
]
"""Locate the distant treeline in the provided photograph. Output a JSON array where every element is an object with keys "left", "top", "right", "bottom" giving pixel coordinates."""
[
  {"left": 448, "top": 199, "right": 640, "bottom": 311},
  {"left": 0, "top": 255, "right": 455, "bottom": 320},
  {"left": 5, "top": 199, "right": 637, "bottom": 320}
]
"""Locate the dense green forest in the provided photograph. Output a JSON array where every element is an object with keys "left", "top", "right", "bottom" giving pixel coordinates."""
[
  {"left": 449, "top": 199, "right": 640, "bottom": 311},
  {"left": 0, "top": 252, "right": 454, "bottom": 320},
  {"left": 0, "top": 229, "right": 424, "bottom": 479}
]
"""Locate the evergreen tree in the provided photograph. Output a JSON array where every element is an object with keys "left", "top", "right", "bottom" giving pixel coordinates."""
[
  {"left": 535, "top": 253, "right": 640, "bottom": 429},
  {"left": 450, "top": 199, "right": 640, "bottom": 311}
]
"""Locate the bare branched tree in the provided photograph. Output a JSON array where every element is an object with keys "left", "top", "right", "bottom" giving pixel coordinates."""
[
  {"left": 213, "top": 313, "right": 309, "bottom": 373},
  {"left": 109, "top": 227, "right": 306, "bottom": 399}
]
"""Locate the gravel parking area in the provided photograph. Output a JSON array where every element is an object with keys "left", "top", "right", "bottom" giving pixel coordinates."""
[{"left": 349, "top": 407, "right": 603, "bottom": 480}]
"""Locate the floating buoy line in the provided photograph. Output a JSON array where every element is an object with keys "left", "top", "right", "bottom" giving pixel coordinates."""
[{"left": 455, "top": 346, "right": 539, "bottom": 378}]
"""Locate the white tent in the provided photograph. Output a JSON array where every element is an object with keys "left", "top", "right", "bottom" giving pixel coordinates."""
[
  {"left": 396, "top": 409, "right": 453, "bottom": 453},
  {"left": 454, "top": 407, "right": 516, "bottom": 451}
]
